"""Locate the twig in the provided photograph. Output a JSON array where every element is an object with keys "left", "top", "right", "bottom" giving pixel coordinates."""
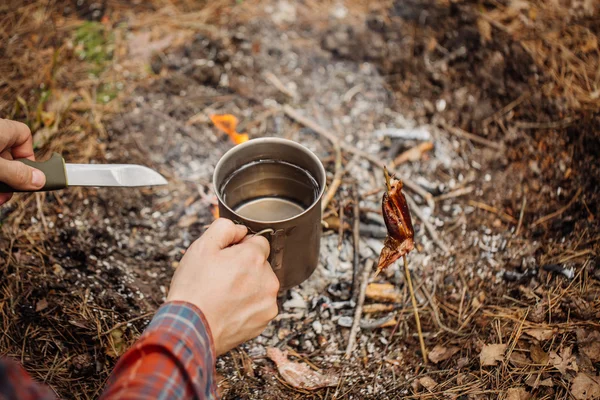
[
  {"left": 390, "top": 142, "right": 434, "bottom": 168},
  {"left": 100, "top": 312, "right": 154, "bottom": 336},
  {"left": 515, "top": 196, "right": 527, "bottom": 236},
  {"left": 482, "top": 93, "right": 529, "bottom": 125},
  {"left": 515, "top": 117, "right": 577, "bottom": 130},
  {"left": 405, "top": 194, "right": 450, "bottom": 254},
  {"left": 440, "top": 122, "right": 504, "bottom": 150},
  {"left": 468, "top": 200, "right": 517, "bottom": 224},
  {"left": 283, "top": 105, "right": 433, "bottom": 206},
  {"left": 351, "top": 182, "right": 361, "bottom": 302},
  {"left": 404, "top": 255, "right": 427, "bottom": 363},
  {"left": 321, "top": 141, "right": 343, "bottom": 213},
  {"left": 433, "top": 186, "right": 474, "bottom": 202},
  {"left": 531, "top": 188, "right": 582, "bottom": 227},
  {"left": 338, "top": 200, "right": 345, "bottom": 250},
  {"left": 264, "top": 71, "right": 297, "bottom": 98},
  {"left": 345, "top": 259, "right": 374, "bottom": 358}
]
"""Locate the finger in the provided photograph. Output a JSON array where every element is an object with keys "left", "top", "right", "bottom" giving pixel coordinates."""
[
  {"left": 203, "top": 218, "right": 248, "bottom": 250},
  {"left": 263, "top": 260, "right": 280, "bottom": 294},
  {"left": 0, "top": 119, "right": 35, "bottom": 160},
  {"left": 0, "top": 158, "right": 46, "bottom": 191},
  {"left": 241, "top": 235, "right": 270, "bottom": 259},
  {"left": 0, "top": 193, "right": 13, "bottom": 205},
  {"left": 1, "top": 149, "right": 13, "bottom": 160}
]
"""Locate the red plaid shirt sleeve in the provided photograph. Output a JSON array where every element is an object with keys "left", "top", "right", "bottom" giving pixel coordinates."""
[
  {"left": 100, "top": 301, "right": 219, "bottom": 400},
  {"left": 0, "top": 359, "right": 55, "bottom": 400},
  {"left": 0, "top": 301, "right": 217, "bottom": 400}
]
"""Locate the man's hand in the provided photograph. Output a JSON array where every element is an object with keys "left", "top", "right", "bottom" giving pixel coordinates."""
[
  {"left": 0, "top": 118, "right": 46, "bottom": 205},
  {"left": 167, "top": 218, "right": 280, "bottom": 356}
]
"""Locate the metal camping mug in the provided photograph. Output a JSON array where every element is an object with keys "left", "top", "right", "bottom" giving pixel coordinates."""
[{"left": 213, "top": 138, "right": 326, "bottom": 290}]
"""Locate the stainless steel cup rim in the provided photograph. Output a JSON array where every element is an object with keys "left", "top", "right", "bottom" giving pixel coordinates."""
[{"left": 213, "top": 137, "right": 326, "bottom": 224}]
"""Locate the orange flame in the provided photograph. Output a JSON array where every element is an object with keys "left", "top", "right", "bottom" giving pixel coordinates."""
[
  {"left": 212, "top": 204, "right": 220, "bottom": 220},
  {"left": 210, "top": 114, "right": 249, "bottom": 145}
]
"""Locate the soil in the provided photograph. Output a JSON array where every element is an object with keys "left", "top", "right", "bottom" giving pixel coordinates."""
[{"left": 1, "top": 0, "right": 599, "bottom": 399}]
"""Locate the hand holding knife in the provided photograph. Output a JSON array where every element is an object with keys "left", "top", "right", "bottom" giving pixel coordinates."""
[
  {"left": 0, "top": 118, "right": 166, "bottom": 202},
  {"left": 0, "top": 153, "right": 167, "bottom": 193}
]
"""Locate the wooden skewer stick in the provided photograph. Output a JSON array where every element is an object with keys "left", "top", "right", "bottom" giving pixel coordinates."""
[
  {"left": 345, "top": 259, "right": 374, "bottom": 358},
  {"left": 404, "top": 255, "right": 427, "bottom": 364}
]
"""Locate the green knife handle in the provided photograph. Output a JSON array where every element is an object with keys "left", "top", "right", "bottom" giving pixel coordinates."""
[{"left": 0, "top": 153, "right": 67, "bottom": 193}]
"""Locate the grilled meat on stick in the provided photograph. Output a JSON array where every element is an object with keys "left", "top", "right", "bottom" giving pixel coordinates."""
[{"left": 377, "top": 167, "right": 415, "bottom": 275}]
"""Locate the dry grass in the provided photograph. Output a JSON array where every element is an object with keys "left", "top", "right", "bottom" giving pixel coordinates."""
[{"left": 481, "top": 0, "right": 599, "bottom": 111}]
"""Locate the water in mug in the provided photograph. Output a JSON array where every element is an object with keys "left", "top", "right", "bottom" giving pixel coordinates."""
[{"left": 220, "top": 160, "right": 319, "bottom": 222}]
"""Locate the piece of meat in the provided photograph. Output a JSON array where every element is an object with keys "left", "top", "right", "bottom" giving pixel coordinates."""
[{"left": 377, "top": 167, "right": 415, "bottom": 273}]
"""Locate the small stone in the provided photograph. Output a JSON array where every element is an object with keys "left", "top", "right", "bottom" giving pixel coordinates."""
[
  {"left": 312, "top": 320, "right": 323, "bottom": 335},
  {"left": 283, "top": 291, "right": 307, "bottom": 310},
  {"left": 337, "top": 316, "right": 353, "bottom": 327},
  {"left": 248, "top": 345, "right": 266, "bottom": 358},
  {"left": 52, "top": 264, "right": 65, "bottom": 277}
]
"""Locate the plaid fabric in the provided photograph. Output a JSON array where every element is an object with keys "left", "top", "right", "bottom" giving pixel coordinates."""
[
  {"left": 0, "top": 360, "right": 55, "bottom": 400},
  {"left": 0, "top": 301, "right": 217, "bottom": 400},
  {"left": 100, "top": 301, "right": 218, "bottom": 400}
]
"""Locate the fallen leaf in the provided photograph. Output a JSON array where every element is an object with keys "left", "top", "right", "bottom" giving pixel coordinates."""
[
  {"left": 418, "top": 376, "right": 437, "bottom": 391},
  {"left": 35, "top": 298, "right": 48, "bottom": 312},
  {"left": 549, "top": 346, "right": 578, "bottom": 375},
  {"left": 52, "top": 264, "right": 65, "bottom": 277},
  {"left": 524, "top": 328, "right": 555, "bottom": 341},
  {"left": 362, "top": 303, "right": 395, "bottom": 314},
  {"left": 266, "top": 347, "right": 339, "bottom": 390},
  {"left": 365, "top": 283, "right": 402, "bottom": 303},
  {"left": 572, "top": 373, "right": 600, "bottom": 400},
  {"left": 576, "top": 329, "right": 600, "bottom": 363},
  {"left": 480, "top": 343, "right": 507, "bottom": 366},
  {"left": 210, "top": 114, "right": 249, "bottom": 145},
  {"left": 506, "top": 387, "right": 531, "bottom": 400},
  {"left": 525, "top": 375, "right": 553, "bottom": 388},
  {"left": 530, "top": 344, "right": 549, "bottom": 365},
  {"left": 428, "top": 345, "right": 460, "bottom": 364},
  {"left": 509, "top": 352, "right": 531, "bottom": 366},
  {"left": 106, "top": 328, "right": 126, "bottom": 358},
  {"left": 477, "top": 18, "right": 492, "bottom": 43}
]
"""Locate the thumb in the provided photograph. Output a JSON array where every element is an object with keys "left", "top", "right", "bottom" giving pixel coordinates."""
[
  {"left": 204, "top": 218, "right": 248, "bottom": 249},
  {"left": 0, "top": 158, "right": 46, "bottom": 191}
]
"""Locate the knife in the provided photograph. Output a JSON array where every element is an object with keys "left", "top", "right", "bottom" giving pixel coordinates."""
[{"left": 0, "top": 153, "right": 167, "bottom": 192}]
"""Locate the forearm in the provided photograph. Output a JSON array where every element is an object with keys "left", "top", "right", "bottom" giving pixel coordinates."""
[{"left": 100, "top": 302, "right": 218, "bottom": 400}]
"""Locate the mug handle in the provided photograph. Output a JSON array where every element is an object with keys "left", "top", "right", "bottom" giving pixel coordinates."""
[{"left": 252, "top": 228, "right": 285, "bottom": 271}]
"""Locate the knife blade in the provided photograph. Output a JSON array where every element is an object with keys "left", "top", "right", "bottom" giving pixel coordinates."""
[{"left": 0, "top": 153, "right": 167, "bottom": 193}]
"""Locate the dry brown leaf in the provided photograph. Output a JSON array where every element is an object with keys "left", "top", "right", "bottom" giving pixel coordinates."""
[
  {"left": 530, "top": 344, "right": 549, "bottom": 365},
  {"left": 524, "top": 328, "right": 555, "bottom": 341},
  {"left": 365, "top": 283, "right": 402, "bottom": 303},
  {"left": 572, "top": 373, "right": 600, "bottom": 400},
  {"left": 428, "top": 345, "right": 460, "bottom": 364},
  {"left": 577, "top": 329, "right": 600, "bottom": 363},
  {"left": 507, "top": 387, "right": 531, "bottom": 400},
  {"left": 549, "top": 346, "right": 578, "bottom": 375},
  {"left": 35, "top": 298, "right": 48, "bottom": 312},
  {"left": 477, "top": 18, "right": 492, "bottom": 43},
  {"left": 525, "top": 375, "right": 553, "bottom": 388},
  {"left": 509, "top": 352, "right": 531, "bottom": 366},
  {"left": 418, "top": 376, "right": 437, "bottom": 391},
  {"left": 362, "top": 303, "right": 395, "bottom": 314},
  {"left": 266, "top": 347, "right": 339, "bottom": 390},
  {"left": 480, "top": 343, "right": 507, "bottom": 366}
]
